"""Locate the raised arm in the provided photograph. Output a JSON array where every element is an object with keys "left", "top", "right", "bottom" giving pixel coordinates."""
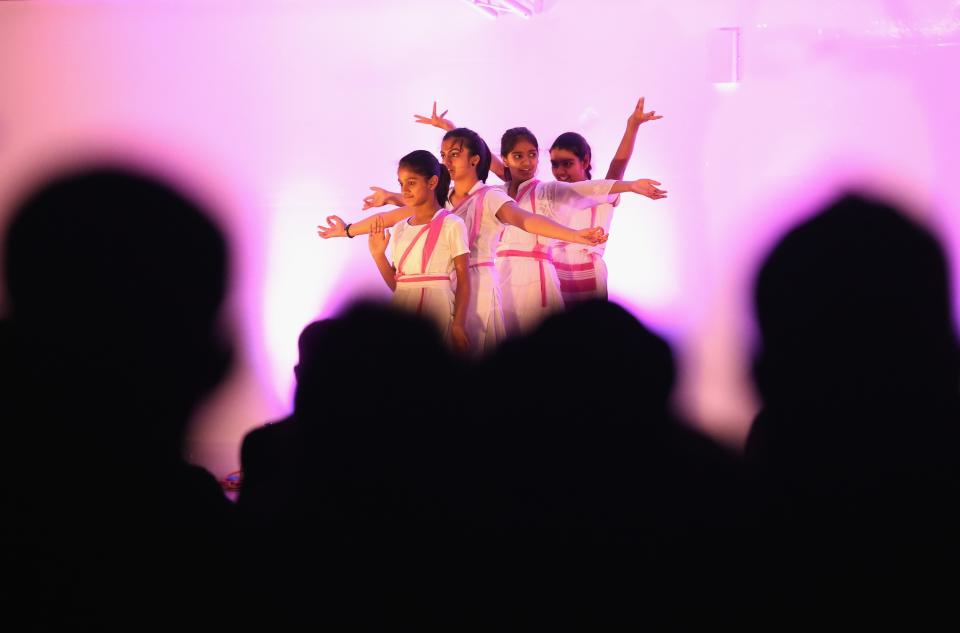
[
  {"left": 542, "top": 179, "right": 619, "bottom": 214},
  {"left": 495, "top": 200, "right": 607, "bottom": 246},
  {"left": 605, "top": 97, "right": 662, "bottom": 180},
  {"left": 317, "top": 206, "right": 410, "bottom": 239},
  {"left": 414, "top": 101, "right": 506, "bottom": 181}
]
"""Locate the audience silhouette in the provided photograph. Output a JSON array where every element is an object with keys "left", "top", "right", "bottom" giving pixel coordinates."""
[
  {"left": 4, "top": 173, "right": 958, "bottom": 630},
  {"left": 747, "top": 193, "right": 960, "bottom": 627},
  {"left": 473, "top": 300, "right": 750, "bottom": 628},
  {"left": 237, "top": 301, "right": 471, "bottom": 629},
  {"left": 1, "top": 166, "right": 237, "bottom": 631}
]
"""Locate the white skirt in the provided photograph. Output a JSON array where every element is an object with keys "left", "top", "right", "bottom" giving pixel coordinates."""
[
  {"left": 553, "top": 251, "right": 608, "bottom": 304},
  {"left": 496, "top": 254, "right": 564, "bottom": 337},
  {"left": 465, "top": 263, "right": 507, "bottom": 355},
  {"left": 393, "top": 277, "right": 454, "bottom": 341}
]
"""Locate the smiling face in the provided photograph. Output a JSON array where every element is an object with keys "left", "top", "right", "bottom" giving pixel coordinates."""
[
  {"left": 550, "top": 148, "right": 590, "bottom": 182},
  {"left": 397, "top": 166, "right": 437, "bottom": 206},
  {"left": 439, "top": 137, "right": 479, "bottom": 182},
  {"left": 502, "top": 138, "right": 539, "bottom": 183}
]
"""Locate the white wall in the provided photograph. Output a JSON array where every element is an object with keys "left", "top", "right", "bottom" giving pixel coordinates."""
[{"left": 2, "top": 0, "right": 958, "bottom": 475}]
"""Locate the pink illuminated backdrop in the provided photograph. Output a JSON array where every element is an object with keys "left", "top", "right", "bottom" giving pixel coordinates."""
[{"left": 1, "top": 0, "right": 958, "bottom": 477}]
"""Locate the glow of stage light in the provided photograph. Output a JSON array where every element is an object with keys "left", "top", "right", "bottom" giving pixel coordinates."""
[
  {"left": 261, "top": 179, "right": 353, "bottom": 405},
  {"left": 604, "top": 197, "right": 680, "bottom": 314},
  {"left": 713, "top": 82, "right": 740, "bottom": 93}
]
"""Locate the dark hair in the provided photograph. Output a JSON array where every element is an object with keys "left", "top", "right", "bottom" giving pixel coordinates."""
[
  {"left": 442, "top": 127, "right": 492, "bottom": 183},
  {"left": 500, "top": 127, "right": 539, "bottom": 182},
  {"left": 550, "top": 132, "right": 593, "bottom": 179},
  {"left": 398, "top": 149, "right": 450, "bottom": 207}
]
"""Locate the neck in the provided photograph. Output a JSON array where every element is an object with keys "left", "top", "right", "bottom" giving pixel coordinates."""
[
  {"left": 452, "top": 175, "right": 479, "bottom": 202},
  {"left": 509, "top": 174, "right": 534, "bottom": 197},
  {"left": 411, "top": 200, "right": 440, "bottom": 224}
]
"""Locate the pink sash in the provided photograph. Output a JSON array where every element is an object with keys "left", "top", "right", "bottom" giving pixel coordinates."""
[
  {"left": 521, "top": 179, "right": 539, "bottom": 216},
  {"left": 497, "top": 247, "right": 553, "bottom": 308},
  {"left": 497, "top": 180, "right": 554, "bottom": 307},
  {"left": 395, "top": 210, "right": 453, "bottom": 280},
  {"left": 498, "top": 179, "right": 539, "bottom": 243},
  {"left": 420, "top": 210, "right": 452, "bottom": 272},
  {"left": 394, "top": 211, "right": 455, "bottom": 316},
  {"left": 449, "top": 186, "right": 492, "bottom": 250}
]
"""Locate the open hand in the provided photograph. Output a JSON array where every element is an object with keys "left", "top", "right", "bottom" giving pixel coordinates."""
[
  {"left": 629, "top": 97, "right": 663, "bottom": 126},
  {"left": 317, "top": 215, "right": 348, "bottom": 239},
  {"left": 629, "top": 179, "right": 667, "bottom": 200},
  {"left": 414, "top": 101, "right": 456, "bottom": 131},
  {"left": 368, "top": 214, "right": 389, "bottom": 256},
  {"left": 573, "top": 226, "right": 608, "bottom": 246},
  {"left": 362, "top": 186, "right": 393, "bottom": 210}
]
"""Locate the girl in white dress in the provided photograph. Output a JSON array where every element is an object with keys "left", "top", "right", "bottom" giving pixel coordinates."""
[
  {"left": 318, "top": 131, "right": 607, "bottom": 355},
  {"left": 365, "top": 150, "right": 471, "bottom": 352},
  {"left": 549, "top": 98, "right": 663, "bottom": 303},
  {"left": 494, "top": 126, "right": 662, "bottom": 335}
]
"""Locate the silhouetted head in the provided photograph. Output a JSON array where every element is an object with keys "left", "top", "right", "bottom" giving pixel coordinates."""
[
  {"left": 441, "top": 127, "right": 492, "bottom": 183},
  {"left": 550, "top": 132, "right": 593, "bottom": 182},
  {"left": 500, "top": 127, "right": 539, "bottom": 184},
  {"left": 293, "top": 319, "right": 335, "bottom": 382},
  {"left": 491, "top": 300, "right": 676, "bottom": 422},
  {"left": 4, "top": 165, "right": 231, "bottom": 435},
  {"left": 293, "top": 300, "right": 452, "bottom": 420},
  {"left": 398, "top": 149, "right": 450, "bottom": 207},
  {"left": 753, "top": 193, "right": 959, "bottom": 410}
]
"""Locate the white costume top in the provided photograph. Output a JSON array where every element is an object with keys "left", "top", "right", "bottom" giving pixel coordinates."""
[
  {"left": 495, "top": 178, "right": 617, "bottom": 334},
  {"left": 553, "top": 195, "right": 619, "bottom": 258},
  {"left": 446, "top": 180, "right": 513, "bottom": 265},
  {"left": 445, "top": 180, "right": 514, "bottom": 354},
  {"left": 390, "top": 209, "right": 469, "bottom": 278},
  {"left": 389, "top": 209, "right": 469, "bottom": 339},
  {"left": 550, "top": 188, "right": 621, "bottom": 303},
  {"left": 496, "top": 179, "right": 617, "bottom": 252}
]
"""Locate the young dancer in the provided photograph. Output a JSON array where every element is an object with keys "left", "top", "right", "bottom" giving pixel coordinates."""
[
  {"left": 494, "top": 126, "right": 664, "bottom": 334},
  {"left": 550, "top": 97, "right": 662, "bottom": 302},
  {"left": 318, "top": 130, "right": 606, "bottom": 354},
  {"left": 364, "top": 150, "right": 471, "bottom": 352}
]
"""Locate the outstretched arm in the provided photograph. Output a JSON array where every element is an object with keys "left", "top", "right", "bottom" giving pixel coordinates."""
[
  {"left": 605, "top": 96, "right": 662, "bottom": 180},
  {"left": 542, "top": 179, "right": 667, "bottom": 223},
  {"left": 609, "top": 178, "right": 667, "bottom": 200},
  {"left": 414, "top": 100, "right": 506, "bottom": 181},
  {"left": 317, "top": 206, "right": 410, "bottom": 239},
  {"left": 495, "top": 201, "right": 607, "bottom": 246},
  {"left": 368, "top": 215, "right": 396, "bottom": 291}
]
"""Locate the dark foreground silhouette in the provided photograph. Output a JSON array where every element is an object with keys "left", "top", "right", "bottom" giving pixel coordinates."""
[
  {"left": 747, "top": 193, "right": 960, "bottom": 627},
  {"left": 1, "top": 166, "right": 237, "bottom": 631},
  {"left": 4, "top": 177, "right": 959, "bottom": 630}
]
